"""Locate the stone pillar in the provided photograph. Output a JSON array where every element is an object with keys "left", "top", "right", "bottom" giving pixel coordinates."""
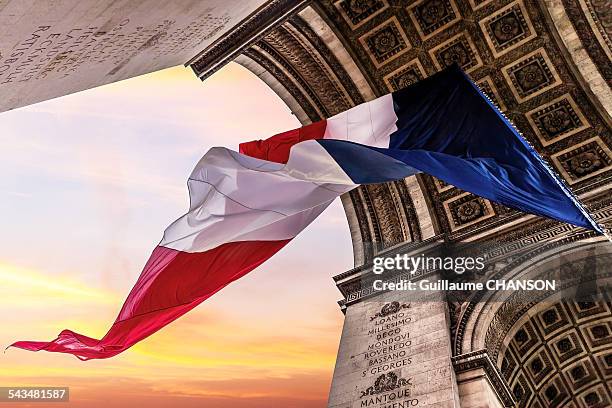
[
  {"left": 452, "top": 351, "right": 514, "bottom": 408},
  {"left": 328, "top": 278, "right": 460, "bottom": 408}
]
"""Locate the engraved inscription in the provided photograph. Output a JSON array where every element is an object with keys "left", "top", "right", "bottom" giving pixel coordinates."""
[{"left": 0, "top": 14, "right": 230, "bottom": 85}]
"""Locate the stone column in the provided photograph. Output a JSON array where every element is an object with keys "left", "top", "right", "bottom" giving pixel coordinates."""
[{"left": 328, "top": 277, "right": 460, "bottom": 408}]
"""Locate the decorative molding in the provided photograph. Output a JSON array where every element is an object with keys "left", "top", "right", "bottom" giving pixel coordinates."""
[
  {"left": 526, "top": 93, "right": 590, "bottom": 146},
  {"left": 502, "top": 48, "right": 562, "bottom": 103},
  {"left": 551, "top": 136, "right": 612, "bottom": 184},
  {"left": 334, "top": 0, "right": 389, "bottom": 29},
  {"left": 452, "top": 349, "right": 516, "bottom": 407},
  {"left": 369, "top": 301, "right": 410, "bottom": 321},
  {"left": 407, "top": 0, "right": 461, "bottom": 41},
  {"left": 358, "top": 16, "right": 411, "bottom": 68},
  {"left": 333, "top": 236, "right": 445, "bottom": 302},
  {"left": 261, "top": 25, "right": 352, "bottom": 116},
  {"left": 560, "top": 0, "right": 612, "bottom": 87},
  {"left": 542, "top": 0, "right": 612, "bottom": 117},
  {"left": 368, "top": 184, "right": 407, "bottom": 246},
  {"left": 443, "top": 192, "right": 495, "bottom": 232},
  {"left": 582, "top": 0, "right": 612, "bottom": 59},
  {"left": 189, "top": 0, "right": 309, "bottom": 80},
  {"left": 298, "top": 6, "right": 376, "bottom": 101},
  {"left": 479, "top": 0, "right": 536, "bottom": 58},
  {"left": 383, "top": 58, "right": 426, "bottom": 92},
  {"left": 290, "top": 15, "right": 365, "bottom": 105},
  {"left": 429, "top": 32, "right": 483, "bottom": 74}
]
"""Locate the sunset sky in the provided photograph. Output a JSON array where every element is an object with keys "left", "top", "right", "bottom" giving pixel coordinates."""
[{"left": 0, "top": 63, "right": 353, "bottom": 407}]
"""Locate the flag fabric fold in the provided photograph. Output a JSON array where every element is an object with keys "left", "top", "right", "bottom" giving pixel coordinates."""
[{"left": 10, "top": 65, "right": 601, "bottom": 360}]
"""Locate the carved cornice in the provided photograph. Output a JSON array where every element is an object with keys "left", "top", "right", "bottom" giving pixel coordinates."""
[
  {"left": 585, "top": 0, "right": 612, "bottom": 53},
  {"left": 452, "top": 349, "right": 516, "bottom": 407},
  {"left": 335, "top": 202, "right": 612, "bottom": 309},
  {"left": 332, "top": 235, "right": 444, "bottom": 283},
  {"left": 188, "top": 0, "right": 310, "bottom": 80},
  {"left": 334, "top": 236, "right": 448, "bottom": 303}
]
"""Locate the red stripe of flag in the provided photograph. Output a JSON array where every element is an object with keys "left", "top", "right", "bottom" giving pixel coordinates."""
[
  {"left": 239, "top": 119, "right": 326, "bottom": 164},
  {"left": 11, "top": 241, "right": 289, "bottom": 359}
]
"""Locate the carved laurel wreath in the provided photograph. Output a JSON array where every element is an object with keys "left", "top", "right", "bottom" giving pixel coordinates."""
[
  {"left": 369, "top": 301, "right": 411, "bottom": 321},
  {"left": 360, "top": 372, "right": 412, "bottom": 398}
]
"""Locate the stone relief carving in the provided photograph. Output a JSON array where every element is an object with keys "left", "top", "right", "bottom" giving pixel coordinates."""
[
  {"left": 359, "top": 17, "right": 411, "bottom": 67},
  {"left": 408, "top": 0, "right": 461, "bottom": 40},
  {"left": 262, "top": 26, "right": 351, "bottom": 115},
  {"left": 336, "top": 0, "right": 388, "bottom": 28},
  {"left": 366, "top": 183, "right": 407, "bottom": 247},
  {"left": 430, "top": 33, "right": 483, "bottom": 74},
  {"left": 551, "top": 136, "right": 612, "bottom": 184},
  {"left": 526, "top": 94, "right": 590, "bottom": 146},
  {"left": 369, "top": 301, "right": 411, "bottom": 321},
  {"left": 479, "top": 0, "right": 536, "bottom": 57},
  {"left": 359, "top": 371, "right": 412, "bottom": 398}
]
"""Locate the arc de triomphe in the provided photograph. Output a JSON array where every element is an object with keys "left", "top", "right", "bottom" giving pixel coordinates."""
[{"left": 1, "top": 1, "right": 610, "bottom": 407}]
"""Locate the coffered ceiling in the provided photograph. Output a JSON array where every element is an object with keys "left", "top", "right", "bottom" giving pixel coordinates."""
[{"left": 191, "top": 0, "right": 612, "bottom": 262}]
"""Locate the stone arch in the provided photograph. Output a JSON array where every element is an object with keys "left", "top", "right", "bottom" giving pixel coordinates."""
[
  {"left": 454, "top": 237, "right": 612, "bottom": 407},
  {"left": 185, "top": 2, "right": 612, "bottom": 405},
  {"left": 189, "top": 0, "right": 612, "bottom": 266}
]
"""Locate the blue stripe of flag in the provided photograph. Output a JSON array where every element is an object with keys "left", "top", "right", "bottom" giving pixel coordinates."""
[{"left": 318, "top": 65, "right": 601, "bottom": 233}]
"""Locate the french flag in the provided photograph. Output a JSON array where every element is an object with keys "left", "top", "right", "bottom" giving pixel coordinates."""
[{"left": 10, "top": 66, "right": 602, "bottom": 360}]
